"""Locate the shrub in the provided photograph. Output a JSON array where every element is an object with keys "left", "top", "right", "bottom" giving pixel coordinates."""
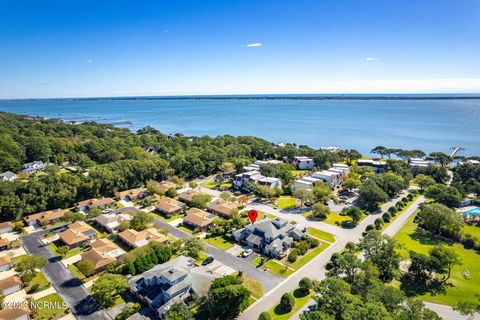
[
  {"left": 76, "top": 260, "right": 95, "bottom": 277},
  {"left": 382, "top": 212, "right": 391, "bottom": 223},
  {"left": 305, "top": 236, "right": 319, "bottom": 248},
  {"left": 280, "top": 292, "right": 295, "bottom": 311},
  {"left": 299, "top": 277, "right": 313, "bottom": 293},
  {"left": 388, "top": 207, "right": 398, "bottom": 214},
  {"left": 374, "top": 218, "right": 384, "bottom": 230},
  {"left": 258, "top": 312, "right": 272, "bottom": 320},
  {"left": 365, "top": 224, "right": 375, "bottom": 231},
  {"left": 288, "top": 249, "right": 298, "bottom": 262}
]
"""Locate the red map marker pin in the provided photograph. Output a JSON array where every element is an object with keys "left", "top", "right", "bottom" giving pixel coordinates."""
[{"left": 247, "top": 210, "right": 258, "bottom": 224}]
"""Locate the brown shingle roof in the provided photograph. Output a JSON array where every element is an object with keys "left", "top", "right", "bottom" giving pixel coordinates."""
[
  {"left": 155, "top": 197, "right": 184, "bottom": 214},
  {"left": 0, "top": 307, "right": 30, "bottom": 320},
  {"left": 75, "top": 197, "right": 115, "bottom": 210},
  {"left": 178, "top": 190, "right": 200, "bottom": 203},
  {"left": 0, "top": 275, "right": 21, "bottom": 291},
  {"left": 24, "top": 209, "right": 66, "bottom": 224},
  {"left": 117, "top": 188, "right": 148, "bottom": 199},
  {"left": 0, "top": 238, "right": 10, "bottom": 247},
  {"left": 59, "top": 221, "right": 96, "bottom": 246},
  {"left": 118, "top": 228, "right": 169, "bottom": 248},
  {"left": 0, "top": 222, "right": 13, "bottom": 230},
  {"left": 81, "top": 238, "right": 123, "bottom": 270},
  {"left": 0, "top": 255, "right": 12, "bottom": 267},
  {"left": 158, "top": 181, "right": 177, "bottom": 193},
  {"left": 208, "top": 199, "right": 238, "bottom": 218},
  {"left": 183, "top": 208, "right": 216, "bottom": 228}
]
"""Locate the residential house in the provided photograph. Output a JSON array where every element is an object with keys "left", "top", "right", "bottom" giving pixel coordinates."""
[
  {"left": 409, "top": 158, "right": 433, "bottom": 168},
  {"left": 119, "top": 228, "right": 169, "bottom": 249},
  {"left": 75, "top": 197, "right": 115, "bottom": 213},
  {"left": 81, "top": 238, "right": 125, "bottom": 272},
  {"left": 59, "top": 221, "right": 97, "bottom": 248},
  {"left": 24, "top": 209, "right": 66, "bottom": 227},
  {"left": 233, "top": 217, "right": 306, "bottom": 258},
  {"left": 128, "top": 255, "right": 218, "bottom": 318},
  {"left": 0, "top": 307, "right": 30, "bottom": 320},
  {"left": 0, "top": 275, "right": 22, "bottom": 296},
  {"left": 233, "top": 170, "right": 280, "bottom": 190},
  {"left": 293, "top": 178, "right": 316, "bottom": 190},
  {"left": 312, "top": 170, "right": 342, "bottom": 187},
  {"left": 0, "top": 171, "right": 16, "bottom": 182},
  {"left": 0, "top": 255, "right": 13, "bottom": 272},
  {"left": 95, "top": 212, "right": 132, "bottom": 233},
  {"left": 155, "top": 197, "right": 185, "bottom": 216},
  {"left": 292, "top": 156, "right": 314, "bottom": 170},
  {"left": 0, "top": 238, "right": 10, "bottom": 251},
  {"left": 332, "top": 163, "right": 350, "bottom": 175},
  {"left": 0, "top": 222, "right": 13, "bottom": 234},
  {"left": 117, "top": 188, "right": 149, "bottom": 201},
  {"left": 183, "top": 208, "right": 216, "bottom": 230},
  {"left": 257, "top": 177, "right": 283, "bottom": 189},
  {"left": 158, "top": 181, "right": 177, "bottom": 193},
  {"left": 254, "top": 159, "right": 283, "bottom": 166},
  {"left": 21, "top": 161, "right": 52, "bottom": 174},
  {"left": 178, "top": 190, "right": 200, "bottom": 204},
  {"left": 208, "top": 199, "right": 238, "bottom": 218},
  {"left": 357, "top": 159, "right": 386, "bottom": 173}
]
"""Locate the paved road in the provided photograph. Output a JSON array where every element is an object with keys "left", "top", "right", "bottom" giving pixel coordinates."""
[
  {"left": 239, "top": 190, "right": 412, "bottom": 320},
  {"left": 154, "top": 219, "right": 283, "bottom": 291},
  {"left": 21, "top": 231, "right": 109, "bottom": 320}
]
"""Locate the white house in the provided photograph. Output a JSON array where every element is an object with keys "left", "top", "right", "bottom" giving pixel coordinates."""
[
  {"left": 21, "top": 161, "right": 52, "bottom": 174},
  {"left": 332, "top": 163, "right": 350, "bottom": 175},
  {"left": 257, "top": 177, "right": 283, "bottom": 189},
  {"left": 293, "top": 179, "right": 314, "bottom": 189},
  {"left": 357, "top": 159, "right": 386, "bottom": 173},
  {"left": 293, "top": 156, "right": 314, "bottom": 170},
  {"left": 0, "top": 171, "right": 16, "bottom": 182},
  {"left": 254, "top": 160, "right": 283, "bottom": 166},
  {"left": 409, "top": 158, "right": 432, "bottom": 168},
  {"left": 312, "top": 170, "right": 341, "bottom": 187}
]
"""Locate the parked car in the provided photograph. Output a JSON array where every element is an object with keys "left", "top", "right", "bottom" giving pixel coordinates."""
[
  {"left": 202, "top": 256, "right": 214, "bottom": 265},
  {"left": 242, "top": 249, "right": 253, "bottom": 257}
]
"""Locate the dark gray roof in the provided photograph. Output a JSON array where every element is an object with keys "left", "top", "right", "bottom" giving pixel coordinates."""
[
  {"left": 246, "top": 234, "right": 263, "bottom": 245},
  {"left": 0, "top": 171, "right": 15, "bottom": 179}
]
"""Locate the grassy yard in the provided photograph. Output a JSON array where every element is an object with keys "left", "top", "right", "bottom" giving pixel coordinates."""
[
  {"left": 324, "top": 212, "right": 351, "bottom": 225},
  {"left": 68, "top": 264, "right": 86, "bottom": 282},
  {"left": 463, "top": 223, "right": 480, "bottom": 239},
  {"left": 393, "top": 214, "right": 480, "bottom": 306},
  {"left": 380, "top": 194, "right": 420, "bottom": 231},
  {"left": 307, "top": 228, "right": 336, "bottom": 243},
  {"left": 290, "top": 170, "right": 308, "bottom": 177},
  {"left": 250, "top": 256, "right": 294, "bottom": 277},
  {"left": 204, "top": 236, "right": 235, "bottom": 250},
  {"left": 178, "top": 225, "right": 195, "bottom": 234},
  {"left": 195, "top": 251, "right": 209, "bottom": 265},
  {"left": 164, "top": 213, "right": 185, "bottom": 222},
  {"left": 33, "top": 293, "right": 68, "bottom": 320},
  {"left": 231, "top": 272, "right": 264, "bottom": 300},
  {"left": 48, "top": 242, "right": 86, "bottom": 259},
  {"left": 276, "top": 196, "right": 298, "bottom": 210},
  {"left": 26, "top": 272, "right": 51, "bottom": 294},
  {"left": 290, "top": 241, "right": 330, "bottom": 270},
  {"left": 267, "top": 288, "right": 314, "bottom": 320},
  {"left": 12, "top": 254, "right": 28, "bottom": 265}
]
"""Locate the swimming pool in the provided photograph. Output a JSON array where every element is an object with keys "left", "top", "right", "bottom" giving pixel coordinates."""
[{"left": 464, "top": 207, "right": 480, "bottom": 216}]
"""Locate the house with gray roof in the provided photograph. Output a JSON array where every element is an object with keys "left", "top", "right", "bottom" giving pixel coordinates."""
[
  {"left": 0, "top": 171, "right": 16, "bottom": 182},
  {"left": 21, "top": 161, "right": 52, "bottom": 174},
  {"left": 128, "top": 255, "right": 218, "bottom": 318},
  {"left": 233, "top": 217, "right": 306, "bottom": 258}
]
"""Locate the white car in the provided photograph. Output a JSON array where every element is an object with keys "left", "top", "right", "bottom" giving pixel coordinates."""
[{"left": 242, "top": 249, "right": 253, "bottom": 257}]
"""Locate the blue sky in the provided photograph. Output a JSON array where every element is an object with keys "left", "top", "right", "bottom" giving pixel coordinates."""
[{"left": 1, "top": 0, "right": 479, "bottom": 98}]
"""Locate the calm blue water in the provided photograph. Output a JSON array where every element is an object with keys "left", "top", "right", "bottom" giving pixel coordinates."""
[
  {"left": 465, "top": 208, "right": 480, "bottom": 216},
  {"left": 1, "top": 97, "right": 479, "bottom": 156}
]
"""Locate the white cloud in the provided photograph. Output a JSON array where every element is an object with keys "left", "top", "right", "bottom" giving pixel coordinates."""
[
  {"left": 245, "top": 42, "right": 263, "bottom": 48},
  {"left": 87, "top": 59, "right": 93, "bottom": 63},
  {"left": 364, "top": 57, "right": 380, "bottom": 61}
]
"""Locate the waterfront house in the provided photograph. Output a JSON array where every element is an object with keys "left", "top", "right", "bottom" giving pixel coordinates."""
[
  {"left": 75, "top": 197, "right": 115, "bottom": 213},
  {"left": 117, "top": 188, "right": 149, "bottom": 201},
  {"left": 155, "top": 197, "right": 185, "bottom": 216},
  {"left": 183, "top": 208, "right": 216, "bottom": 230},
  {"left": 0, "top": 222, "right": 13, "bottom": 234},
  {"left": 0, "top": 255, "right": 13, "bottom": 272},
  {"left": 0, "top": 275, "right": 22, "bottom": 296},
  {"left": 59, "top": 221, "right": 97, "bottom": 248},
  {"left": 95, "top": 212, "right": 132, "bottom": 233},
  {"left": 0, "top": 171, "right": 16, "bottom": 182},
  {"left": 128, "top": 255, "right": 218, "bottom": 318},
  {"left": 208, "top": 199, "right": 238, "bottom": 218},
  {"left": 0, "top": 307, "right": 30, "bottom": 320},
  {"left": 24, "top": 209, "right": 66, "bottom": 227},
  {"left": 357, "top": 159, "right": 386, "bottom": 173},
  {"left": 21, "top": 161, "right": 52, "bottom": 174},
  {"left": 292, "top": 156, "right": 314, "bottom": 170},
  {"left": 81, "top": 238, "right": 125, "bottom": 272},
  {"left": 233, "top": 217, "right": 306, "bottom": 258},
  {"left": 409, "top": 158, "right": 433, "bottom": 168},
  {"left": 118, "top": 228, "right": 169, "bottom": 249}
]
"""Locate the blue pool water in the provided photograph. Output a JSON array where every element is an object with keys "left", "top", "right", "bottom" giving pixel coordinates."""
[{"left": 465, "top": 208, "right": 480, "bottom": 216}]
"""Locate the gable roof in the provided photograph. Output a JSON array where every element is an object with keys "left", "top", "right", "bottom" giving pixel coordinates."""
[
  {"left": 183, "top": 208, "right": 216, "bottom": 228},
  {"left": 59, "top": 221, "right": 96, "bottom": 246},
  {"left": 0, "top": 255, "right": 12, "bottom": 267},
  {"left": 118, "top": 188, "right": 148, "bottom": 199},
  {"left": 118, "top": 228, "right": 169, "bottom": 248},
  {"left": 0, "top": 238, "right": 10, "bottom": 247},
  {"left": 158, "top": 181, "right": 177, "bottom": 193},
  {"left": 0, "top": 171, "right": 16, "bottom": 179},
  {"left": 81, "top": 238, "right": 125, "bottom": 269},
  {"left": 24, "top": 208, "right": 66, "bottom": 224},
  {"left": 178, "top": 190, "right": 199, "bottom": 203},
  {"left": 75, "top": 197, "right": 115, "bottom": 209},
  {"left": 208, "top": 199, "right": 237, "bottom": 218},
  {"left": 0, "top": 222, "right": 13, "bottom": 230},
  {"left": 0, "top": 307, "right": 30, "bottom": 320},
  {"left": 0, "top": 275, "right": 21, "bottom": 291},
  {"left": 155, "top": 197, "right": 184, "bottom": 214}
]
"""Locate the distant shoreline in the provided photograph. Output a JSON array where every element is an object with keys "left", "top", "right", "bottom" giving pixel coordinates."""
[{"left": 2, "top": 94, "right": 480, "bottom": 102}]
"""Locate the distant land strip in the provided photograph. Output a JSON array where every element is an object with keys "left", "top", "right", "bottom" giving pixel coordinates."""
[{"left": 3, "top": 95, "right": 480, "bottom": 102}]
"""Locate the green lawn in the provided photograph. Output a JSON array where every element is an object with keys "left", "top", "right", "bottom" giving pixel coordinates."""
[
  {"left": 178, "top": 225, "right": 194, "bottom": 234},
  {"left": 276, "top": 196, "right": 298, "bottom": 210},
  {"left": 267, "top": 289, "right": 314, "bottom": 320},
  {"left": 463, "top": 223, "right": 480, "bottom": 239},
  {"left": 202, "top": 180, "right": 221, "bottom": 189},
  {"left": 195, "top": 251, "right": 209, "bottom": 265},
  {"left": 231, "top": 272, "right": 264, "bottom": 300},
  {"left": 204, "top": 236, "right": 235, "bottom": 250},
  {"left": 324, "top": 212, "right": 351, "bottom": 225},
  {"left": 250, "top": 257, "right": 294, "bottom": 276},
  {"left": 12, "top": 254, "right": 28, "bottom": 265},
  {"left": 393, "top": 214, "right": 480, "bottom": 306},
  {"left": 33, "top": 293, "right": 68, "bottom": 320},
  {"left": 163, "top": 213, "right": 185, "bottom": 222},
  {"left": 307, "top": 228, "right": 336, "bottom": 243},
  {"left": 26, "top": 272, "right": 51, "bottom": 294},
  {"left": 380, "top": 194, "right": 420, "bottom": 231},
  {"left": 290, "top": 170, "right": 308, "bottom": 177},
  {"left": 48, "top": 242, "right": 86, "bottom": 259},
  {"left": 68, "top": 264, "right": 86, "bottom": 282},
  {"left": 290, "top": 241, "right": 330, "bottom": 270}
]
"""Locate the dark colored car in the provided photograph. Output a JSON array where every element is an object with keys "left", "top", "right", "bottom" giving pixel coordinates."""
[{"left": 202, "top": 256, "right": 214, "bottom": 265}]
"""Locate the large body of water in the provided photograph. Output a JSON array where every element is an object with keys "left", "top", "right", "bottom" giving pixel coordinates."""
[{"left": 1, "top": 96, "right": 479, "bottom": 156}]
